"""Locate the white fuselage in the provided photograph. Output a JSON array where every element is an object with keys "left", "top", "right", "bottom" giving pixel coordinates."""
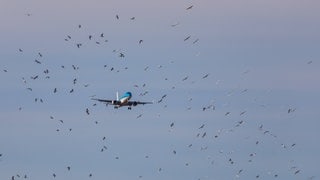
[{"left": 115, "top": 96, "right": 131, "bottom": 107}]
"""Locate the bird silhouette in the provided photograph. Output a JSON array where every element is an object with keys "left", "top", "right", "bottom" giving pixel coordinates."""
[
  {"left": 184, "top": 36, "right": 191, "bottom": 41},
  {"left": 35, "top": 59, "right": 41, "bottom": 64},
  {"left": 199, "top": 124, "right": 205, "bottom": 129},
  {"left": 193, "top": 38, "right": 199, "bottom": 44},
  {"left": 202, "top": 74, "right": 209, "bottom": 79},
  {"left": 186, "top": 5, "right": 193, "bottom": 10}
]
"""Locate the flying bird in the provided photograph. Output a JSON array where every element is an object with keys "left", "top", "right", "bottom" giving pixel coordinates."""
[
  {"left": 119, "top": 53, "right": 125, "bottom": 58},
  {"left": 240, "top": 111, "right": 246, "bottom": 115},
  {"left": 171, "top": 22, "right": 180, "bottom": 27},
  {"left": 31, "top": 75, "right": 38, "bottom": 80},
  {"left": 193, "top": 38, "right": 199, "bottom": 44},
  {"left": 199, "top": 124, "right": 205, "bottom": 129},
  {"left": 184, "top": 36, "right": 191, "bottom": 41},
  {"left": 182, "top": 76, "right": 188, "bottom": 81},
  {"left": 186, "top": 5, "right": 193, "bottom": 10},
  {"left": 202, "top": 74, "right": 209, "bottom": 79},
  {"left": 202, "top": 132, "right": 207, "bottom": 138},
  {"left": 35, "top": 59, "right": 41, "bottom": 64}
]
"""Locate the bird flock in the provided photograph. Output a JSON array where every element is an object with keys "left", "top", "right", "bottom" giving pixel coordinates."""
[{"left": 1, "top": 1, "right": 318, "bottom": 180}]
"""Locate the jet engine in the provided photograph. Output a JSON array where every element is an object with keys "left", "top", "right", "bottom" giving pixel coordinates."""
[{"left": 133, "top": 101, "right": 138, "bottom": 106}]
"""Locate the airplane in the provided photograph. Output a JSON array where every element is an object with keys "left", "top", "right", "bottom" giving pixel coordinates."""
[{"left": 92, "top": 92, "right": 152, "bottom": 109}]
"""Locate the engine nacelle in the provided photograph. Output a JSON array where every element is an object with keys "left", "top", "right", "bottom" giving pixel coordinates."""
[
  {"left": 133, "top": 101, "right": 138, "bottom": 106},
  {"left": 112, "top": 100, "right": 118, "bottom": 105}
]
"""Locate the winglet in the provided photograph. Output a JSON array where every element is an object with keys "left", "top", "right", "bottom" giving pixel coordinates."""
[{"left": 116, "top": 91, "right": 119, "bottom": 101}]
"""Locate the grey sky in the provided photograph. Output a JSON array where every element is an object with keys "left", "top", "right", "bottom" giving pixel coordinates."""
[{"left": 1, "top": 0, "right": 320, "bottom": 179}]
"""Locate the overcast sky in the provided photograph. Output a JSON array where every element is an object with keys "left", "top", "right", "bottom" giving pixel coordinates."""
[{"left": 1, "top": 0, "right": 320, "bottom": 179}]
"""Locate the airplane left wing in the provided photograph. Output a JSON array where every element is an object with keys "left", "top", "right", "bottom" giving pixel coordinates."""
[{"left": 127, "top": 101, "right": 153, "bottom": 106}]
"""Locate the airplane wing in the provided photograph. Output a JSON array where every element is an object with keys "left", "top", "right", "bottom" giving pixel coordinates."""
[
  {"left": 127, "top": 101, "right": 153, "bottom": 106},
  {"left": 91, "top": 98, "right": 113, "bottom": 104}
]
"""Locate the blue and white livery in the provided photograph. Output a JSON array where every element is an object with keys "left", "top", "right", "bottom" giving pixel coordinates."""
[{"left": 92, "top": 92, "right": 152, "bottom": 109}]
